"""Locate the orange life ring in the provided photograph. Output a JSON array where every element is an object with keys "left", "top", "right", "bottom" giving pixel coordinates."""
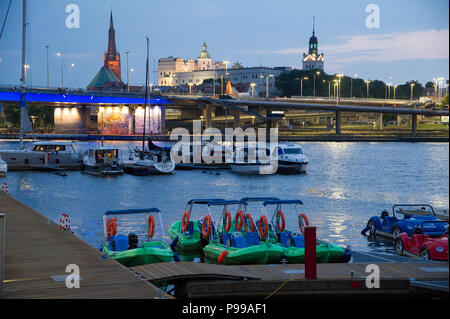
[
  {"left": 234, "top": 210, "right": 244, "bottom": 231},
  {"left": 202, "top": 214, "right": 213, "bottom": 238},
  {"left": 244, "top": 213, "right": 256, "bottom": 232},
  {"left": 181, "top": 210, "right": 190, "bottom": 233},
  {"left": 218, "top": 250, "right": 227, "bottom": 264},
  {"left": 106, "top": 217, "right": 112, "bottom": 240},
  {"left": 276, "top": 210, "right": 286, "bottom": 232},
  {"left": 223, "top": 211, "right": 232, "bottom": 233},
  {"left": 259, "top": 215, "right": 268, "bottom": 240},
  {"left": 111, "top": 217, "right": 117, "bottom": 236},
  {"left": 298, "top": 213, "right": 310, "bottom": 234},
  {"left": 147, "top": 215, "right": 155, "bottom": 239}
]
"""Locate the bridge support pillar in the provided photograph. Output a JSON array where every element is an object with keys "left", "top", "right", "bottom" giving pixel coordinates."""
[
  {"left": 232, "top": 110, "right": 240, "bottom": 128},
  {"left": 335, "top": 111, "right": 341, "bottom": 135},
  {"left": 204, "top": 104, "right": 215, "bottom": 129},
  {"left": 128, "top": 106, "right": 134, "bottom": 135},
  {"left": 411, "top": 113, "right": 417, "bottom": 137},
  {"left": 374, "top": 113, "right": 383, "bottom": 129}
]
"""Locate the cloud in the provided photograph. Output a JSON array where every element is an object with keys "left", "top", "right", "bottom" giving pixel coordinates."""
[{"left": 244, "top": 29, "right": 449, "bottom": 66}]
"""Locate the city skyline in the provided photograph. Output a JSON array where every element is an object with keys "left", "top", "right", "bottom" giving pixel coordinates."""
[{"left": 0, "top": 0, "right": 448, "bottom": 88}]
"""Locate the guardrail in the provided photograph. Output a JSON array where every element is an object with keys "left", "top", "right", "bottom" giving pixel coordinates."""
[{"left": 0, "top": 212, "right": 4, "bottom": 297}]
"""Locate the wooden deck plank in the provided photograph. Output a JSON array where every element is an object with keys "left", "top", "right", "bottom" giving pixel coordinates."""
[{"left": 0, "top": 193, "right": 172, "bottom": 299}]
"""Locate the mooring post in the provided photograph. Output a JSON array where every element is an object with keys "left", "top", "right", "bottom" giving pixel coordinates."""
[{"left": 304, "top": 226, "right": 317, "bottom": 279}]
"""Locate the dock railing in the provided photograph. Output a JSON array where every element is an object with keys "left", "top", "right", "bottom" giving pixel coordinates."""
[{"left": 0, "top": 213, "right": 4, "bottom": 297}]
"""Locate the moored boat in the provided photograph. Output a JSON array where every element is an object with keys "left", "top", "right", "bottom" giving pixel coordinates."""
[
  {"left": 101, "top": 208, "right": 174, "bottom": 267},
  {"left": 0, "top": 141, "right": 82, "bottom": 171},
  {"left": 262, "top": 199, "right": 351, "bottom": 263},
  {"left": 202, "top": 200, "right": 285, "bottom": 265},
  {"left": 0, "top": 155, "right": 7, "bottom": 177},
  {"left": 82, "top": 146, "right": 123, "bottom": 176},
  {"left": 275, "top": 143, "right": 309, "bottom": 174},
  {"left": 228, "top": 146, "right": 277, "bottom": 175}
]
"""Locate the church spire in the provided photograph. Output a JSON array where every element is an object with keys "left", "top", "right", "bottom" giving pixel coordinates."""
[
  {"left": 312, "top": 16, "right": 315, "bottom": 36},
  {"left": 104, "top": 11, "right": 121, "bottom": 80},
  {"left": 109, "top": 10, "right": 114, "bottom": 30}
]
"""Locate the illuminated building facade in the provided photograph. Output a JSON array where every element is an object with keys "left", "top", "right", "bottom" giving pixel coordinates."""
[{"left": 302, "top": 17, "right": 324, "bottom": 71}]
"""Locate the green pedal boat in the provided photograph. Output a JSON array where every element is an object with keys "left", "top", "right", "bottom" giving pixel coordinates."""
[
  {"left": 202, "top": 200, "right": 285, "bottom": 265},
  {"left": 101, "top": 208, "right": 174, "bottom": 267},
  {"left": 168, "top": 198, "right": 225, "bottom": 252},
  {"left": 262, "top": 199, "right": 351, "bottom": 263}
]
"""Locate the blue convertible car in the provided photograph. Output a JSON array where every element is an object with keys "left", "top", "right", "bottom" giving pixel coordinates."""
[{"left": 362, "top": 204, "right": 448, "bottom": 239}]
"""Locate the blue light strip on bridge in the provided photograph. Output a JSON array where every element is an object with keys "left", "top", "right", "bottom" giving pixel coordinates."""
[{"left": 0, "top": 91, "right": 170, "bottom": 105}]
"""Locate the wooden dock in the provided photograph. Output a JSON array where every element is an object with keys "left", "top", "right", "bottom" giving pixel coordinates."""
[
  {"left": 131, "top": 261, "right": 448, "bottom": 298},
  {"left": 0, "top": 192, "right": 172, "bottom": 299}
]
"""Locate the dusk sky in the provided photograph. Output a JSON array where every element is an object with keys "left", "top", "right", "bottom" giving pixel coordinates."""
[{"left": 0, "top": 0, "right": 448, "bottom": 88}]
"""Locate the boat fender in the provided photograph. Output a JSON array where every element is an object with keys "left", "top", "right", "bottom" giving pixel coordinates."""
[
  {"left": 170, "top": 236, "right": 179, "bottom": 250},
  {"left": 173, "top": 251, "right": 181, "bottom": 262},
  {"left": 276, "top": 210, "right": 286, "bottom": 232},
  {"left": 111, "top": 217, "right": 117, "bottom": 236},
  {"left": 234, "top": 209, "right": 244, "bottom": 231},
  {"left": 182, "top": 210, "right": 190, "bottom": 233},
  {"left": 147, "top": 215, "right": 155, "bottom": 239},
  {"left": 218, "top": 250, "right": 227, "bottom": 264},
  {"left": 298, "top": 213, "right": 310, "bottom": 234},
  {"left": 259, "top": 215, "right": 269, "bottom": 240},
  {"left": 202, "top": 214, "right": 213, "bottom": 238},
  {"left": 223, "top": 211, "right": 232, "bottom": 233},
  {"left": 244, "top": 213, "right": 256, "bottom": 232}
]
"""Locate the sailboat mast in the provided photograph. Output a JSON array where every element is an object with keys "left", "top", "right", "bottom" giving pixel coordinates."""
[
  {"left": 142, "top": 36, "right": 149, "bottom": 151},
  {"left": 19, "top": 0, "right": 26, "bottom": 149}
]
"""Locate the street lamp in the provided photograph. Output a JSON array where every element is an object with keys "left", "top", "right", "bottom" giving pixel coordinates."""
[
  {"left": 44, "top": 45, "right": 50, "bottom": 88},
  {"left": 393, "top": 85, "right": 398, "bottom": 100},
  {"left": 250, "top": 83, "right": 256, "bottom": 97},
  {"left": 365, "top": 80, "right": 371, "bottom": 98},
  {"left": 260, "top": 74, "right": 274, "bottom": 99},
  {"left": 410, "top": 82, "right": 415, "bottom": 101},
  {"left": 313, "top": 71, "right": 320, "bottom": 97},
  {"left": 57, "top": 52, "right": 63, "bottom": 87},
  {"left": 125, "top": 51, "right": 130, "bottom": 92},
  {"left": 130, "top": 68, "right": 134, "bottom": 87},
  {"left": 300, "top": 76, "right": 308, "bottom": 97},
  {"left": 336, "top": 74, "right": 344, "bottom": 103},
  {"left": 68, "top": 63, "right": 75, "bottom": 88}
]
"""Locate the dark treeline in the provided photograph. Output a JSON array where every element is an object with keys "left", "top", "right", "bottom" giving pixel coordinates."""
[{"left": 275, "top": 69, "right": 425, "bottom": 100}]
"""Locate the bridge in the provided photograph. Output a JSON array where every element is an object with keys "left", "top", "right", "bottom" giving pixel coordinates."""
[{"left": 0, "top": 85, "right": 448, "bottom": 137}]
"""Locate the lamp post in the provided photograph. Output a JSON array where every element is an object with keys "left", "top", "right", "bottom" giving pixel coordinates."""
[
  {"left": 57, "top": 52, "right": 63, "bottom": 87},
  {"left": 125, "top": 51, "right": 130, "bottom": 92},
  {"left": 250, "top": 83, "right": 256, "bottom": 97},
  {"left": 44, "top": 45, "right": 49, "bottom": 87},
  {"left": 261, "top": 74, "right": 274, "bottom": 99},
  {"left": 313, "top": 71, "right": 320, "bottom": 97},
  {"left": 365, "top": 80, "right": 371, "bottom": 99},
  {"left": 410, "top": 82, "right": 415, "bottom": 101},
  {"left": 301, "top": 76, "right": 308, "bottom": 97},
  {"left": 393, "top": 85, "right": 398, "bottom": 100},
  {"left": 68, "top": 63, "right": 75, "bottom": 88},
  {"left": 336, "top": 74, "right": 343, "bottom": 103}
]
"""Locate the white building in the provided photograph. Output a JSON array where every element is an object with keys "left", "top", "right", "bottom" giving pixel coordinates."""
[{"left": 302, "top": 18, "right": 324, "bottom": 71}]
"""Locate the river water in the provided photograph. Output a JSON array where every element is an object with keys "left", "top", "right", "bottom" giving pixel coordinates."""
[{"left": 1, "top": 140, "right": 448, "bottom": 255}]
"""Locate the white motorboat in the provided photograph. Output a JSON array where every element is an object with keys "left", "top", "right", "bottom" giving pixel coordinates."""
[
  {"left": 82, "top": 146, "right": 123, "bottom": 176},
  {"left": 0, "top": 155, "right": 7, "bottom": 177},
  {"left": 0, "top": 141, "right": 82, "bottom": 171},
  {"left": 275, "top": 143, "right": 309, "bottom": 174},
  {"left": 124, "top": 147, "right": 175, "bottom": 175},
  {"left": 228, "top": 146, "right": 277, "bottom": 175}
]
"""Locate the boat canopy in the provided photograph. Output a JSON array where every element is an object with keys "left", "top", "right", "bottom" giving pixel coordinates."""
[
  {"left": 187, "top": 198, "right": 225, "bottom": 205},
  {"left": 263, "top": 199, "right": 303, "bottom": 206},
  {"left": 241, "top": 197, "right": 280, "bottom": 203},
  {"left": 207, "top": 200, "right": 247, "bottom": 206},
  {"left": 393, "top": 204, "right": 436, "bottom": 217},
  {"left": 104, "top": 208, "right": 161, "bottom": 216}
]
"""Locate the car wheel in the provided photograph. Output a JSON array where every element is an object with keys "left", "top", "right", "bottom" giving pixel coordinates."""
[
  {"left": 392, "top": 226, "right": 401, "bottom": 239},
  {"left": 367, "top": 220, "right": 376, "bottom": 235},
  {"left": 394, "top": 238, "right": 404, "bottom": 256},
  {"left": 419, "top": 248, "right": 430, "bottom": 261}
]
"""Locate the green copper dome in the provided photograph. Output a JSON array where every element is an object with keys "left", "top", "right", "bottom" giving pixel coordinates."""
[{"left": 198, "top": 42, "right": 211, "bottom": 59}]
